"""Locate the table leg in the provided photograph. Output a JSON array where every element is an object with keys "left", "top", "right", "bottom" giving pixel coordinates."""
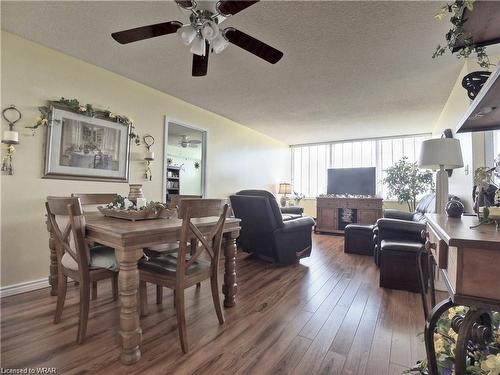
[
  {"left": 222, "top": 232, "right": 238, "bottom": 308},
  {"left": 47, "top": 219, "right": 58, "bottom": 296},
  {"left": 115, "top": 247, "right": 144, "bottom": 365},
  {"left": 417, "top": 248, "right": 429, "bottom": 319},
  {"left": 424, "top": 297, "right": 455, "bottom": 375}
]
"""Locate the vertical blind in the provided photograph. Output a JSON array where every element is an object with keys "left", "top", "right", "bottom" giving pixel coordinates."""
[{"left": 291, "top": 134, "right": 431, "bottom": 198}]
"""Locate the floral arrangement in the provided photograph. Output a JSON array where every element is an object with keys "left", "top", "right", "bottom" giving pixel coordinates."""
[
  {"left": 106, "top": 195, "right": 167, "bottom": 214},
  {"left": 433, "top": 0, "right": 493, "bottom": 69},
  {"left": 293, "top": 191, "right": 305, "bottom": 205},
  {"left": 407, "top": 307, "right": 500, "bottom": 375},
  {"left": 27, "top": 97, "right": 141, "bottom": 145}
]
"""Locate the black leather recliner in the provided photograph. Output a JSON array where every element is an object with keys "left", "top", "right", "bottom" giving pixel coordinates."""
[
  {"left": 373, "top": 194, "right": 460, "bottom": 265},
  {"left": 229, "top": 190, "right": 315, "bottom": 265}
]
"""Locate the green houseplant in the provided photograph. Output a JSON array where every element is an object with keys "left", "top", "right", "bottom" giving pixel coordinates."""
[{"left": 382, "top": 157, "right": 434, "bottom": 212}]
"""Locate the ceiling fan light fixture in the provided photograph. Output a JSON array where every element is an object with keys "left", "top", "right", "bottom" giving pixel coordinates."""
[
  {"left": 177, "top": 24, "right": 197, "bottom": 45},
  {"left": 190, "top": 36, "right": 206, "bottom": 56},
  {"left": 211, "top": 33, "right": 229, "bottom": 54},
  {"left": 201, "top": 20, "right": 219, "bottom": 41}
]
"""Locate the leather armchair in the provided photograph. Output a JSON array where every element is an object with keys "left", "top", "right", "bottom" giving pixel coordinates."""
[
  {"left": 229, "top": 190, "right": 315, "bottom": 265},
  {"left": 373, "top": 194, "right": 460, "bottom": 265}
]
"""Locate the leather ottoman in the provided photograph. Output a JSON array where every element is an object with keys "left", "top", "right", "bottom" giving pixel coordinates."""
[
  {"left": 344, "top": 224, "right": 374, "bottom": 256},
  {"left": 379, "top": 240, "right": 428, "bottom": 293}
]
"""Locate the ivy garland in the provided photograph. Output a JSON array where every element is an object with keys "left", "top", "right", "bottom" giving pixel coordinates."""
[
  {"left": 26, "top": 97, "right": 141, "bottom": 145},
  {"left": 433, "top": 0, "right": 493, "bottom": 69}
]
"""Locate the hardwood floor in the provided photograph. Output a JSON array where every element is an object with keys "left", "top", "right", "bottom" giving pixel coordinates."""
[{"left": 1, "top": 234, "right": 426, "bottom": 374}]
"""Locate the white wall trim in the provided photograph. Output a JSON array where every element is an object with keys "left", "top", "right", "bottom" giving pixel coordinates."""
[{"left": 0, "top": 278, "right": 50, "bottom": 298}]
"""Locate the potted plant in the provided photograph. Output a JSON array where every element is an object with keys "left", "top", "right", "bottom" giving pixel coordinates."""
[{"left": 382, "top": 157, "right": 434, "bottom": 212}]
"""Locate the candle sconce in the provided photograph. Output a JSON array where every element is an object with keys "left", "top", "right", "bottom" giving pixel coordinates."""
[
  {"left": 143, "top": 134, "right": 155, "bottom": 181},
  {"left": 1, "top": 105, "right": 22, "bottom": 175}
]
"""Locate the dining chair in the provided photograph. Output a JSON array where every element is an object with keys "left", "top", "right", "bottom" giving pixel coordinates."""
[
  {"left": 71, "top": 193, "right": 118, "bottom": 300},
  {"left": 46, "top": 196, "right": 119, "bottom": 344},
  {"left": 138, "top": 199, "right": 229, "bottom": 353}
]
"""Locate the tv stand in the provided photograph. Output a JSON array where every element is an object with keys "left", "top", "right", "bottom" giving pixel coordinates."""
[{"left": 315, "top": 196, "right": 383, "bottom": 234}]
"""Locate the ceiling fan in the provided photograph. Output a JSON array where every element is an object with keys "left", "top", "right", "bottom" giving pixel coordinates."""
[
  {"left": 179, "top": 135, "right": 202, "bottom": 148},
  {"left": 111, "top": 0, "right": 283, "bottom": 77}
]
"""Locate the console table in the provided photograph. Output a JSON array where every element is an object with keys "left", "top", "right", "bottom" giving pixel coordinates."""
[
  {"left": 422, "top": 214, "right": 500, "bottom": 375},
  {"left": 315, "top": 196, "right": 383, "bottom": 234}
]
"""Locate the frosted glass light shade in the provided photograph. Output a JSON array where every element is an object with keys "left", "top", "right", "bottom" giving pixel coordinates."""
[
  {"left": 211, "top": 33, "right": 229, "bottom": 54},
  {"left": 190, "top": 36, "right": 206, "bottom": 56},
  {"left": 177, "top": 25, "right": 197, "bottom": 45},
  {"left": 201, "top": 21, "right": 219, "bottom": 41},
  {"left": 418, "top": 138, "right": 464, "bottom": 170}
]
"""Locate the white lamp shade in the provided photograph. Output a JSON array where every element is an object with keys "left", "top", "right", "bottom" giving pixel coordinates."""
[
  {"left": 418, "top": 138, "right": 464, "bottom": 170},
  {"left": 201, "top": 20, "right": 219, "bottom": 41},
  {"left": 211, "top": 33, "right": 229, "bottom": 54},
  {"left": 190, "top": 36, "right": 206, "bottom": 56},
  {"left": 177, "top": 24, "right": 197, "bottom": 45}
]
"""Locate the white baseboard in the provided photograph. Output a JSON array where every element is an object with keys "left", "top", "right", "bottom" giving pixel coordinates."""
[{"left": 0, "top": 278, "right": 50, "bottom": 298}]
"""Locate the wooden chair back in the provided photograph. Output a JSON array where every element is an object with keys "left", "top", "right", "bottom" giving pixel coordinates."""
[
  {"left": 46, "top": 196, "right": 90, "bottom": 279},
  {"left": 168, "top": 194, "right": 203, "bottom": 209},
  {"left": 176, "top": 199, "right": 229, "bottom": 279},
  {"left": 71, "top": 193, "right": 118, "bottom": 211}
]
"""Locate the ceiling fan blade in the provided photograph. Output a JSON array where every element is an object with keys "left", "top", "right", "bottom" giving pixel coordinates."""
[
  {"left": 175, "top": 0, "right": 196, "bottom": 9},
  {"left": 216, "top": 1, "right": 259, "bottom": 16},
  {"left": 223, "top": 28, "right": 283, "bottom": 64},
  {"left": 111, "top": 21, "right": 182, "bottom": 44},
  {"left": 192, "top": 42, "right": 210, "bottom": 77}
]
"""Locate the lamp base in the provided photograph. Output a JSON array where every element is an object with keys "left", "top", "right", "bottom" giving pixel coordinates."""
[
  {"left": 435, "top": 166, "right": 449, "bottom": 215},
  {"left": 280, "top": 195, "right": 287, "bottom": 207}
]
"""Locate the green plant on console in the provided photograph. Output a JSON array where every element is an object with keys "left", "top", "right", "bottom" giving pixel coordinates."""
[{"left": 382, "top": 157, "right": 434, "bottom": 212}]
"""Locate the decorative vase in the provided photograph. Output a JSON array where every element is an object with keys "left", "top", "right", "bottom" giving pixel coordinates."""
[
  {"left": 445, "top": 200, "right": 464, "bottom": 218},
  {"left": 128, "top": 184, "right": 144, "bottom": 203}
]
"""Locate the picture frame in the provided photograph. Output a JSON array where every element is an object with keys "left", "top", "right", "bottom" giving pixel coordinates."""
[{"left": 43, "top": 106, "right": 131, "bottom": 182}]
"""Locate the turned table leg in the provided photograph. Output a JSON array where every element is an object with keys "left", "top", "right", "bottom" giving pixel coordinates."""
[
  {"left": 454, "top": 309, "right": 490, "bottom": 375},
  {"left": 424, "top": 297, "right": 455, "bottom": 375},
  {"left": 222, "top": 232, "right": 238, "bottom": 308},
  {"left": 115, "top": 247, "right": 143, "bottom": 365},
  {"left": 46, "top": 218, "right": 58, "bottom": 296}
]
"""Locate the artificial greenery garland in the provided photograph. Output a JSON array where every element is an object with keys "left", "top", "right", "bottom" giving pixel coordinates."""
[
  {"left": 26, "top": 97, "right": 141, "bottom": 145},
  {"left": 433, "top": 0, "right": 493, "bottom": 69},
  {"left": 406, "top": 308, "right": 500, "bottom": 375}
]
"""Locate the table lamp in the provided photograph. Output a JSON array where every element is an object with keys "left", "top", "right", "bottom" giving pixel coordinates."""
[
  {"left": 278, "top": 182, "right": 292, "bottom": 207},
  {"left": 418, "top": 138, "right": 464, "bottom": 214}
]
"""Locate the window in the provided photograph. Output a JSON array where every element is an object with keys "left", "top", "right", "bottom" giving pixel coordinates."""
[
  {"left": 494, "top": 130, "right": 500, "bottom": 157},
  {"left": 291, "top": 134, "right": 431, "bottom": 199}
]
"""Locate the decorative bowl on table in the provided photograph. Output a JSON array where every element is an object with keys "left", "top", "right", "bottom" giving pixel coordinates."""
[
  {"left": 97, "top": 206, "right": 176, "bottom": 221},
  {"left": 98, "top": 196, "right": 176, "bottom": 221}
]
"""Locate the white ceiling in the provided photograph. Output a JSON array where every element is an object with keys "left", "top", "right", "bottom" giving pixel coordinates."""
[
  {"left": 168, "top": 122, "right": 203, "bottom": 145},
  {"left": 0, "top": 1, "right": 478, "bottom": 144}
]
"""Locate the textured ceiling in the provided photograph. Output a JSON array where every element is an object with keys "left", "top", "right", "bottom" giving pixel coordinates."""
[{"left": 1, "top": 1, "right": 473, "bottom": 144}]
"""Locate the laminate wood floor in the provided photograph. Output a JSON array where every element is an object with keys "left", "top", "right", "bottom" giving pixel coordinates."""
[{"left": 1, "top": 234, "right": 426, "bottom": 374}]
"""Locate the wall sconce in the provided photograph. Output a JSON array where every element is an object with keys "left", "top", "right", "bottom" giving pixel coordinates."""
[
  {"left": 1, "top": 105, "right": 22, "bottom": 175},
  {"left": 143, "top": 134, "right": 155, "bottom": 181}
]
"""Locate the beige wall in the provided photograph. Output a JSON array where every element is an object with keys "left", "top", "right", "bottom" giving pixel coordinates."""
[
  {"left": 432, "top": 57, "right": 498, "bottom": 212},
  {"left": 0, "top": 32, "right": 290, "bottom": 287}
]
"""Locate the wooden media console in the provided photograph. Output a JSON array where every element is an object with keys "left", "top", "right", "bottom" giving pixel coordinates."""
[{"left": 315, "top": 196, "right": 383, "bottom": 234}]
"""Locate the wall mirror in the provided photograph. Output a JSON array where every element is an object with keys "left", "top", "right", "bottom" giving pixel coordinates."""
[{"left": 163, "top": 119, "right": 207, "bottom": 203}]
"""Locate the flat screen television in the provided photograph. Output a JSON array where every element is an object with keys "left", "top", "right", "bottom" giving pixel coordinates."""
[{"left": 327, "top": 167, "right": 376, "bottom": 196}]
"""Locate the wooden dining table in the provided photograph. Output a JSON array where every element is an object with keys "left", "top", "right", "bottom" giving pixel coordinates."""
[{"left": 83, "top": 212, "right": 241, "bottom": 365}]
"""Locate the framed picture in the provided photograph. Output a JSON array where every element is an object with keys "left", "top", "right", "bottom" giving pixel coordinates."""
[{"left": 44, "top": 106, "right": 130, "bottom": 182}]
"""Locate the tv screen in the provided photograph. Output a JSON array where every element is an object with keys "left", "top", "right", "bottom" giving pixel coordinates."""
[{"left": 327, "top": 167, "right": 376, "bottom": 196}]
